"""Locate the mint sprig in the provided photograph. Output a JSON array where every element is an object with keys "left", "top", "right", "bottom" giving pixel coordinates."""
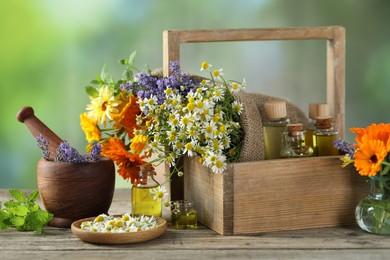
[{"left": 0, "top": 189, "right": 53, "bottom": 233}]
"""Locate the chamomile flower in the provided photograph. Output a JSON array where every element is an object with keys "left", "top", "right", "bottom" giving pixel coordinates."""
[
  {"left": 212, "top": 154, "right": 227, "bottom": 174},
  {"left": 151, "top": 185, "right": 168, "bottom": 201},
  {"left": 212, "top": 68, "right": 224, "bottom": 79},
  {"left": 200, "top": 61, "right": 212, "bottom": 71},
  {"left": 232, "top": 101, "right": 243, "bottom": 115}
]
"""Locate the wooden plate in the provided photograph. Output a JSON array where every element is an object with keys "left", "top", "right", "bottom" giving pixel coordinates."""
[{"left": 71, "top": 216, "right": 167, "bottom": 244}]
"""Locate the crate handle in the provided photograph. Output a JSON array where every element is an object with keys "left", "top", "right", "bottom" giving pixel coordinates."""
[{"left": 162, "top": 26, "right": 345, "bottom": 137}]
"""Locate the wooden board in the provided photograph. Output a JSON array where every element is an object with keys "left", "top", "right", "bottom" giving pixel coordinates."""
[{"left": 184, "top": 156, "right": 369, "bottom": 235}]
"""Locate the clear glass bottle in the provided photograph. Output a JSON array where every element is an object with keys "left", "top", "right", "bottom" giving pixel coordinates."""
[
  {"left": 313, "top": 117, "right": 340, "bottom": 156},
  {"left": 263, "top": 101, "right": 289, "bottom": 160},
  {"left": 280, "top": 124, "right": 314, "bottom": 158},
  {"left": 171, "top": 200, "right": 197, "bottom": 229},
  {"left": 131, "top": 165, "right": 162, "bottom": 217},
  {"left": 355, "top": 176, "right": 390, "bottom": 235},
  {"left": 305, "top": 103, "right": 329, "bottom": 153}
]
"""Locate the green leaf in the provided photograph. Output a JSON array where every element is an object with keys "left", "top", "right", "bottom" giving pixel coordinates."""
[
  {"left": 14, "top": 206, "right": 28, "bottom": 216},
  {"left": 128, "top": 51, "right": 137, "bottom": 67},
  {"left": 0, "top": 210, "right": 11, "bottom": 229},
  {"left": 85, "top": 86, "right": 99, "bottom": 98},
  {"left": 9, "top": 189, "right": 26, "bottom": 203},
  {"left": 12, "top": 216, "right": 25, "bottom": 227},
  {"left": 100, "top": 64, "right": 113, "bottom": 83},
  {"left": 27, "top": 190, "right": 39, "bottom": 203}
]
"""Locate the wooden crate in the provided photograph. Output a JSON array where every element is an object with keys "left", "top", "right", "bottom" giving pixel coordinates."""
[
  {"left": 163, "top": 27, "right": 369, "bottom": 235},
  {"left": 183, "top": 156, "right": 368, "bottom": 235}
]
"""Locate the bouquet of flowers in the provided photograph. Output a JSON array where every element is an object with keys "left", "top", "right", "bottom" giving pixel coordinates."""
[
  {"left": 334, "top": 123, "right": 390, "bottom": 177},
  {"left": 80, "top": 52, "right": 246, "bottom": 184}
]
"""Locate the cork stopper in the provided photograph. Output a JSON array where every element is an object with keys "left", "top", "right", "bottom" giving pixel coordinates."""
[
  {"left": 315, "top": 116, "right": 333, "bottom": 129},
  {"left": 308, "top": 103, "right": 330, "bottom": 119},
  {"left": 264, "top": 101, "right": 287, "bottom": 119},
  {"left": 287, "top": 123, "right": 304, "bottom": 136},
  {"left": 140, "top": 164, "right": 154, "bottom": 171}
]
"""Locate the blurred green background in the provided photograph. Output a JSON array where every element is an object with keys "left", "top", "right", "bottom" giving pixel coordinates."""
[{"left": 2, "top": 0, "right": 390, "bottom": 188}]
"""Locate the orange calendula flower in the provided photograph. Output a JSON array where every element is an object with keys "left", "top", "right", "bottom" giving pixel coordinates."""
[
  {"left": 354, "top": 139, "right": 388, "bottom": 177},
  {"left": 114, "top": 93, "right": 141, "bottom": 138},
  {"left": 80, "top": 113, "right": 101, "bottom": 143},
  {"left": 101, "top": 136, "right": 146, "bottom": 184},
  {"left": 130, "top": 134, "right": 148, "bottom": 155},
  {"left": 351, "top": 123, "right": 390, "bottom": 149}
]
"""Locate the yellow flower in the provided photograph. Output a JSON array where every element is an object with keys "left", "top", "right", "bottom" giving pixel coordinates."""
[
  {"left": 200, "top": 61, "right": 211, "bottom": 71},
  {"left": 339, "top": 154, "right": 354, "bottom": 168},
  {"left": 212, "top": 69, "right": 224, "bottom": 78},
  {"left": 80, "top": 113, "right": 101, "bottom": 143},
  {"left": 130, "top": 134, "right": 148, "bottom": 155},
  {"left": 86, "top": 85, "right": 123, "bottom": 125}
]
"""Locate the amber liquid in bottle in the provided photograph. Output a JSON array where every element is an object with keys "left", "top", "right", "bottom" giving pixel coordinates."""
[
  {"left": 264, "top": 123, "right": 287, "bottom": 159},
  {"left": 313, "top": 117, "right": 339, "bottom": 156},
  {"left": 171, "top": 200, "right": 197, "bottom": 229},
  {"left": 263, "top": 101, "right": 289, "bottom": 160},
  {"left": 132, "top": 166, "right": 162, "bottom": 217},
  {"left": 315, "top": 134, "right": 339, "bottom": 156},
  {"left": 132, "top": 186, "right": 162, "bottom": 217}
]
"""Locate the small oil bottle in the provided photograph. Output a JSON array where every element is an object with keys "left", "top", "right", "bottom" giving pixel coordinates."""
[
  {"left": 131, "top": 165, "right": 162, "bottom": 217},
  {"left": 263, "top": 101, "right": 289, "bottom": 160},
  {"left": 171, "top": 200, "right": 197, "bottom": 229},
  {"left": 305, "top": 103, "right": 330, "bottom": 154},
  {"left": 313, "top": 117, "right": 340, "bottom": 156},
  {"left": 280, "top": 124, "right": 314, "bottom": 158}
]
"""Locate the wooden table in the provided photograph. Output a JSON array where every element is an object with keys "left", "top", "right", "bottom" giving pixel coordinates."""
[{"left": 1, "top": 189, "right": 389, "bottom": 259}]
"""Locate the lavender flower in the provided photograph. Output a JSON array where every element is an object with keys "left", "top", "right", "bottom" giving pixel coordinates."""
[
  {"left": 54, "top": 141, "right": 84, "bottom": 163},
  {"left": 35, "top": 134, "right": 50, "bottom": 160},
  {"left": 333, "top": 138, "right": 355, "bottom": 159},
  {"left": 89, "top": 143, "right": 102, "bottom": 162},
  {"left": 135, "top": 61, "right": 200, "bottom": 106},
  {"left": 35, "top": 135, "right": 102, "bottom": 163}
]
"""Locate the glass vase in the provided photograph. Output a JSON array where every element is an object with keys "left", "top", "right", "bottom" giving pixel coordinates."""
[{"left": 355, "top": 176, "right": 390, "bottom": 235}]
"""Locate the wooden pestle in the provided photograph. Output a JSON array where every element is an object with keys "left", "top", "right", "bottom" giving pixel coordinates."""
[{"left": 17, "top": 106, "right": 63, "bottom": 160}]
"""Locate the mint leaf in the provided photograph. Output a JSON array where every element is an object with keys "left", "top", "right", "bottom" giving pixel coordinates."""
[
  {"left": 14, "top": 206, "right": 28, "bottom": 216},
  {"left": 27, "top": 190, "right": 39, "bottom": 203},
  {"left": 0, "top": 211, "right": 11, "bottom": 229},
  {"left": 13, "top": 216, "right": 25, "bottom": 227},
  {"left": 0, "top": 190, "right": 53, "bottom": 233},
  {"left": 9, "top": 189, "right": 26, "bottom": 203}
]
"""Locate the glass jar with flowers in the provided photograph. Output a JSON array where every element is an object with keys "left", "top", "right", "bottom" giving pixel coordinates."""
[
  {"left": 334, "top": 123, "right": 390, "bottom": 235},
  {"left": 79, "top": 52, "right": 245, "bottom": 210}
]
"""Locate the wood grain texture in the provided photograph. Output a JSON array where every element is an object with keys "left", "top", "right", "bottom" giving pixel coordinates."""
[
  {"left": 16, "top": 106, "right": 63, "bottom": 160},
  {"left": 184, "top": 156, "right": 369, "bottom": 235},
  {"left": 1, "top": 189, "right": 390, "bottom": 259},
  {"left": 37, "top": 157, "right": 115, "bottom": 227}
]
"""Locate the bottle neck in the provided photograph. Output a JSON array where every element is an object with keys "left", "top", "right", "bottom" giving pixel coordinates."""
[
  {"left": 264, "top": 117, "right": 289, "bottom": 126},
  {"left": 137, "top": 170, "right": 159, "bottom": 187}
]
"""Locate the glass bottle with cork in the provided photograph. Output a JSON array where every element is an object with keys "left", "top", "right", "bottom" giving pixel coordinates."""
[
  {"left": 280, "top": 123, "right": 314, "bottom": 158},
  {"left": 131, "top": 165, "right": 162, "bottom": 217},
  {"left": 263, "top": 100, "right": 289, "bottom": 160},
  {"left": 313, "top": 116, "right": 340, "bottom": 156},
  {"left": 305, "top": 103, "right": 330, "bottom": 153}
]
